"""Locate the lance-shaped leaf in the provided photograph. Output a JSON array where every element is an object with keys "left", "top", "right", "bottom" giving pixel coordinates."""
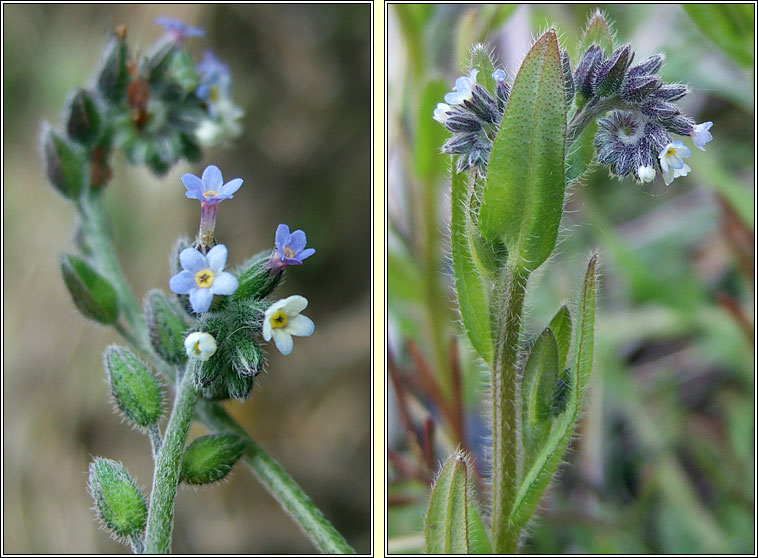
[
  {"left": 469, "top": 43, "right": 498, "bottom": 98},
  {"left": 60, "top": 253, "right": 119, "bottom": 324},
  {"left": 520, "top": 328, "right": 561, "bottom": 467},
  {"left": 425, "top": 453, "right": 489, "bottom": 554},
  {"left": 508, "top": 254, "right": 598, "bottom": 536},
  {"left": 478, "top": 30, "right": 566, "bottom": 273},
  {"left": 549, "top": 305, "right": 572, "bottom": 370},
  {"left": 579, "top": 9, "right": 615, "bottom": 57},
  {"left": 450, "top": 159, "right": 492, "bottom": 364}
]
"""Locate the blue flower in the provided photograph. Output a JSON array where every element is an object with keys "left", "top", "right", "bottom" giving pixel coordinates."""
[
  {"left": 659, "top": 141, "right": 692, "bottom": 185},
  {"left": 444, "top": 69, "right": 479, "bottom": 105},
  {"left": 182, "top": 165, "right": 243, "bottom": 205},
  {"left": 433, "top": 103, "right": 452, "bottom": 125},
  {"left": 196, "top": 51, "right": 232, "bottom": 118},
  {"left": 492, "top": 69, "right": 507, "bottom": 83},
  {"left": 169, "top": 245, "right": 238, "bottom": 313},
  {"left": 268, "top": 224, "right": 315, "bottom": 273},
  {"left": 155, "top": 16, "right": 205, "bottom": 42},
  {"left": 691, "top": 121, "right": 713, "bottom": 152}
]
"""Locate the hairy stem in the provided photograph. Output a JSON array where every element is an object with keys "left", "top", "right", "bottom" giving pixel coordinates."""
[
  {"left": 195, "top": 400, "right": 356, "bottom": 554},
  {"left": 128, "top": 534, "right": 144, "bottom": 554},
  {"left": 144, "top": 364, "right": 199, "bottom": 554},
  {"left": 490, "top": 263, "right": 529, "bottom": 554},
  {"left": 148, "top": 423, "right": 163, "bottom": 461}
]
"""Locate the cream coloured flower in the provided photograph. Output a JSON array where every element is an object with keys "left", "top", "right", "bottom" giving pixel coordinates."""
[
  {"left": 184, "top": 332, "right": 217, "bottom": 361},
  {"left": 262, "top": 295, "right": 315, "bottom": 356}
]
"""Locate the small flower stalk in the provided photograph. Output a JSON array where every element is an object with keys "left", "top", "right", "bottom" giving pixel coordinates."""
[
  {"left": 426, "top": 10, "right": 715, "bottom": 554},
  {"left": 182, "top": 164, "right": 243, "bottom": 250}
]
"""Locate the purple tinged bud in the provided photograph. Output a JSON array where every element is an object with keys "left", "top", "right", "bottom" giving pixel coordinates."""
[
  {"left": 442, "top": 133, "right": 479, "bottom": 155},
  {"left": 661, "top": 115, "right": 696, "bottom": 136},
  {"left": 594, "top": 45, "right": 633, "bottom": 97},
  {"left": 444, "top": 112, "right": 482, "bottom": 133},
  {"left": 574, "top": 45, "right": 605, "bottom": 98},
  {"left": 628, "top": 53, "right": 664, "bottom": 78},
  {"left": 464, "top": 85, "right": 499, "bottom": 124},
  {"left": 622, "top": 74, "right": 662, "bottom": 103},
  {"left": 640, "top": 100, "right": 680, "bottom": 120},
  {"left": 654, "top": 83, "right": 689, "bottom": 102}
]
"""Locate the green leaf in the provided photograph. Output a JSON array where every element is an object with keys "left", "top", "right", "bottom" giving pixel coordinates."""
[
  {"left": 60, "top": 253, "right": 119, "bottom": 324},
  {"left": 144, "top": 289, "right": 190, "bottom": 366},
  {"left": 508, "top": 254, "right": 597, "bottom": 535},
  {"left": 566, "top": 119, "right": 597, "bottom": 182},
  {"left": 180, "top": 434, "right": 247, "bottom": 485},
  {"left": 468, "top": 44, "right": 498, "bottom": 97},
  {"left": 97, "top": 31, "right": 129, "bottom": 103},
  {"left": 578, "top": 9, "right": 615, "bottom": 57},
  {"left": 450, "top": 159, "right": 492, "bottom": 364},
  {"left": 414, "top": 79, "right": 449, "bottom": 183},
  {"left": 105, "top": 345, "right": 164, "bottom": 429},
  {"left": 520, "top": 328, "right": 560, "bottom": 464},
  {"left": 684, "top": 4, "right": 754, "bottom": 68},
  {"left": 468, "top": 497, "right": 492, "bottom": 554},
  {"left": 478, "top": 30, "right": 567, "bottom": 272},
  {"left": 44, "top": 127, "right": 85, "bottom": 199},
  {"left": 88, "top": 458, "right": 147, "bottom": 541},
  {"left": 549, "top": 305, "right": 572, "bottom": 370},
  {"left": 425, "top": 453, "right": 485, "bottom": 554}
]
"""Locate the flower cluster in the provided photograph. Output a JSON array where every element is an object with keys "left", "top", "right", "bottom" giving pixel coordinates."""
[
  {"left": 194, "top": 51, "right": 244, "bottom": 147},
  {"left": 573, "top": 45, "right": 713, "bottom": 184},
  {"left": 433, "top": 66, "right": 510, "bottom": 173}
]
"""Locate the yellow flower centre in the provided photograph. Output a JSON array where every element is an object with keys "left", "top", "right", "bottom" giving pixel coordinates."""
[
  {"left": 665, "top": 146, "right": 676, "bottom": 157},
  {"left": 209, "top": 86, "right": 220, "bottom": 103},
  {"left": 270, "top": 310, "right": 288, "bottom": 329},
  {"left": 283, "top": 247, "right": 295, "bottom": 258},
  {"left": 203, "top": 190, "right": 218, "bottom": 198},
  {"left": 194, "top": 269, "right": 215, "bottom": 288},
  {"left": 192, "top": 340, "right": 202, "bottom": 356}
]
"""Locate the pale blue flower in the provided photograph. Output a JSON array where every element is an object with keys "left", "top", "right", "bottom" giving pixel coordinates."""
[
  {"left": 182, "top": 165, "right": 243, "bottom": 205},
  {"left": 691, "top": 121, "right": 713, "bottom": 151},
  {"left": 267, "top": 224, "right": 315, "bottom": 273},
  {"left": 169, "top": 245, "right": 238, "bottom": 313},
  {"left": 155, "top": 16, "right": 204, "bottom": 43},
  {"left": 433, "top": 102, "right": 452, "bottom": 125},
  {"left": 444, "top": 69, "right": 479, "bottom": 105},
  {"left": 492, "top": 69, "right": 507, "bottom": 83},
  {"left": 659, "top": 141, "right": 691, "bottom": 172}
]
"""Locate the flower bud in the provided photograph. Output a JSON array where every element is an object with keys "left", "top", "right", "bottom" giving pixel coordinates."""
[
  {"left": 88, "top": 458, "right": 147, "bottom": 541},
  {"left": 60, "top": 253, "right": 119, "bottom": 324},
  {"left": 654, "top": 83, "right": 689, "bottom": 102},
  {"left": 229, "top": 330, "right": 264, "bottom": 378},
  {"left": 640, "top": 100, "right": 680, "bottom": 120},
  {"left": 97, "top": 31, "right": 130, "bottom": 103},
  {"left": 44, "top": 127, "right": 85, "bottom": 199},
  {"left": 67, "top": 89, "right": 102, "bottom": 145},
  {"left": 574, "top": 45, "right": 604, "bottom": 99},
  {"left": 184, "top": 331, "right": 218, "bottom": 361},
  {"left": 463, "top": 85, "right": 499, "bottom": 124},
  {"left": 104, "top": 345, "right": 164, "bottom": 429},
  {"left": 622, "top": 74, "right": 661, "bottom": 103},
  {"left": 661, "top": 115, "right": 696, "bottom": 136},
  {"left": 144, "top": 289, "right": 190, "bottom": 365},
  {"left": 444, "top": 112, "right": 482, "bottom": 134},
  {"left": 442, "top": 133, "right": 479, "bottom": 155},
  {"left": 180, "top": 434, "right": 247, "bottom": 485},
  {"left": 594, "top": 45, "right": 632, "bottom": 97},
  {"left": 233, "top": 251, "right": 283, "bottom": 301},
  {"left": 627, "top": 53, "right": 664, "bottom": 78}
]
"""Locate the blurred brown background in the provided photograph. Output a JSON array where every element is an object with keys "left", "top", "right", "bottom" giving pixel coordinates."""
[{"left": 3, "top": 3, "right": 371, "bottom": 553}]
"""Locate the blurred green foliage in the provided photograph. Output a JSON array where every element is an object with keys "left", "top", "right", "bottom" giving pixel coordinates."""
[
  {"left": 4, "top": 4, "right": 369, "bottom": 553},
  {"left": 388, "top": 4, "right": 753, "bottom": 554}
]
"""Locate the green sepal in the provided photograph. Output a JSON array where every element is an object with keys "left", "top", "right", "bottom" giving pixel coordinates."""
[
  {"left": 549, "top": 305, "right": 572, "bottom": 370},
  {"left": 508, "top": 254, "right": 598, "bottom": 536},
  {"left": 232, "top": 250, "right": 283, "bottom": 302},
  {"left": 88, "top": 458, "right": 147, "bottom": 541},
  {"left": 104, "top": 345, "right": 164, "bottom": 429},
  {"left": 44, "top": 127, "right": 85, "bottom": 199},
  {"left": 180, "top": 434, "right": 247, "bottom": 485},
  {"left": 169, "top": 50, "right": 199, "bottom": 93},
  {"left": 97, "top": 32, "right": 130, "bottom": 104},
  {"left": 595, "top": 45, "right": 632, "bottom": 97},
  {"left": 450, "top": 159, "right": 493, "bottom": 364},
  {"left": 67, "top": 89, "right": 102, "bottom": 146},
  {"left": 425, "top": 453, "right": 490, "bottom": 554},
  {"left": 60, "top": 253, "right": 119, "bottom": 324},
  {"left": 478, "top": 30, "right": 567, "bottom": 273},
  {"left": 144, "top": 289, "right": 190, "bottom": 366}
]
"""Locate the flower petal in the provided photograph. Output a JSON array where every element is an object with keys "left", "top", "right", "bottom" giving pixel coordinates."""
[
  {"left": 275, "top": 224, "right": 290, "bottom": 250},
  {"left": 169, "top": 270, "right": 196, "bottom": 294},
  {"left": 210, "top": 272, "right": 238, "bottom": 295},
  {"left": 288, "top": 230, "right": 307, "bottom": 252},
  {"left": 262, "top": 316, "right": 272, "bottom": 341},
  {"left": 286, "top": 315, "right": 314, "bottom": 338},
  {"left": 668, "top": 155, "right": 684, "bottom": 170},
  {"left": 220, "top": 178, "right": 243, "bottom": 196},
  {"left": 675, "top": 144, "right": 691, "bottom": 158},
  {"left": 189, "top": 288, "right": 214, "bottom": 313},
  {"left": 202, "top": 165, "right": 223, "bottom": 189},
  {"left": 281, "top": 295, "right": 308, "bottom": 315},
  {"left": 182, "top": 173, "right": 205, "bottom": 195},
  {"left": 179, "top": 247, "right": 205, "bottom": 272},
  {"left": 295, "top": 247, "right": 315, "bottom": 261},
  {"left": 206, "top": 244, "right": 228, "bottom": 273},
  {"left": 271, "top": 328, "right": 293, "bottom": 356}
]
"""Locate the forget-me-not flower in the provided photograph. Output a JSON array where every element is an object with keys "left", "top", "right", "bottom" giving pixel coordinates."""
[
  {"left": 262, "top": 295, "right": 315, "bottom": 356},
  {"left": 691, "top": 121, "right": 713, "bottom": 151},
  {"left": 444, "top": 69, "right": 479, "bottom": 105},
  {"left": 659, "top": 141, "right": 692, "bottom": 185},
  {"left": 637, "top": 164, "right": 656, "bottom": 183},
  {"left": 182, "top": 165, "right": 243, "bottom": 205},
  {"left": 267, "top": 224, "right": 315, "bottom": 273},
  {"left": 433, "top": 102, "right": 452, "bottom": 125},
  {"left": 155, "top": 16, "right": 205, "bottom": 43},
  {"left": 169, "top": 244, "right": 238, "bottom": 313},
  {"left": 184, "top": 332, "right": 217, "bottom": 361}
]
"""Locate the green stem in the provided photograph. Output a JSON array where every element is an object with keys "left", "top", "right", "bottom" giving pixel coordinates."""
[
  {"left": 148, "top": 423, "right": 163, "bottom": 461},
  {"left": 128, "top": 534, "right": 144, "bottom": 554},
  {"left": 195, "top": 400, "right": 356, "bottom": 554},
  {"left": 490, "top": 263, "right": 529, "bottom": 554},
  {"left": 144, "top": 364, "right": 199, "bottom": 553},
  {"left": 77, "top": 193, "right": 147, "bottom": 345}
]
